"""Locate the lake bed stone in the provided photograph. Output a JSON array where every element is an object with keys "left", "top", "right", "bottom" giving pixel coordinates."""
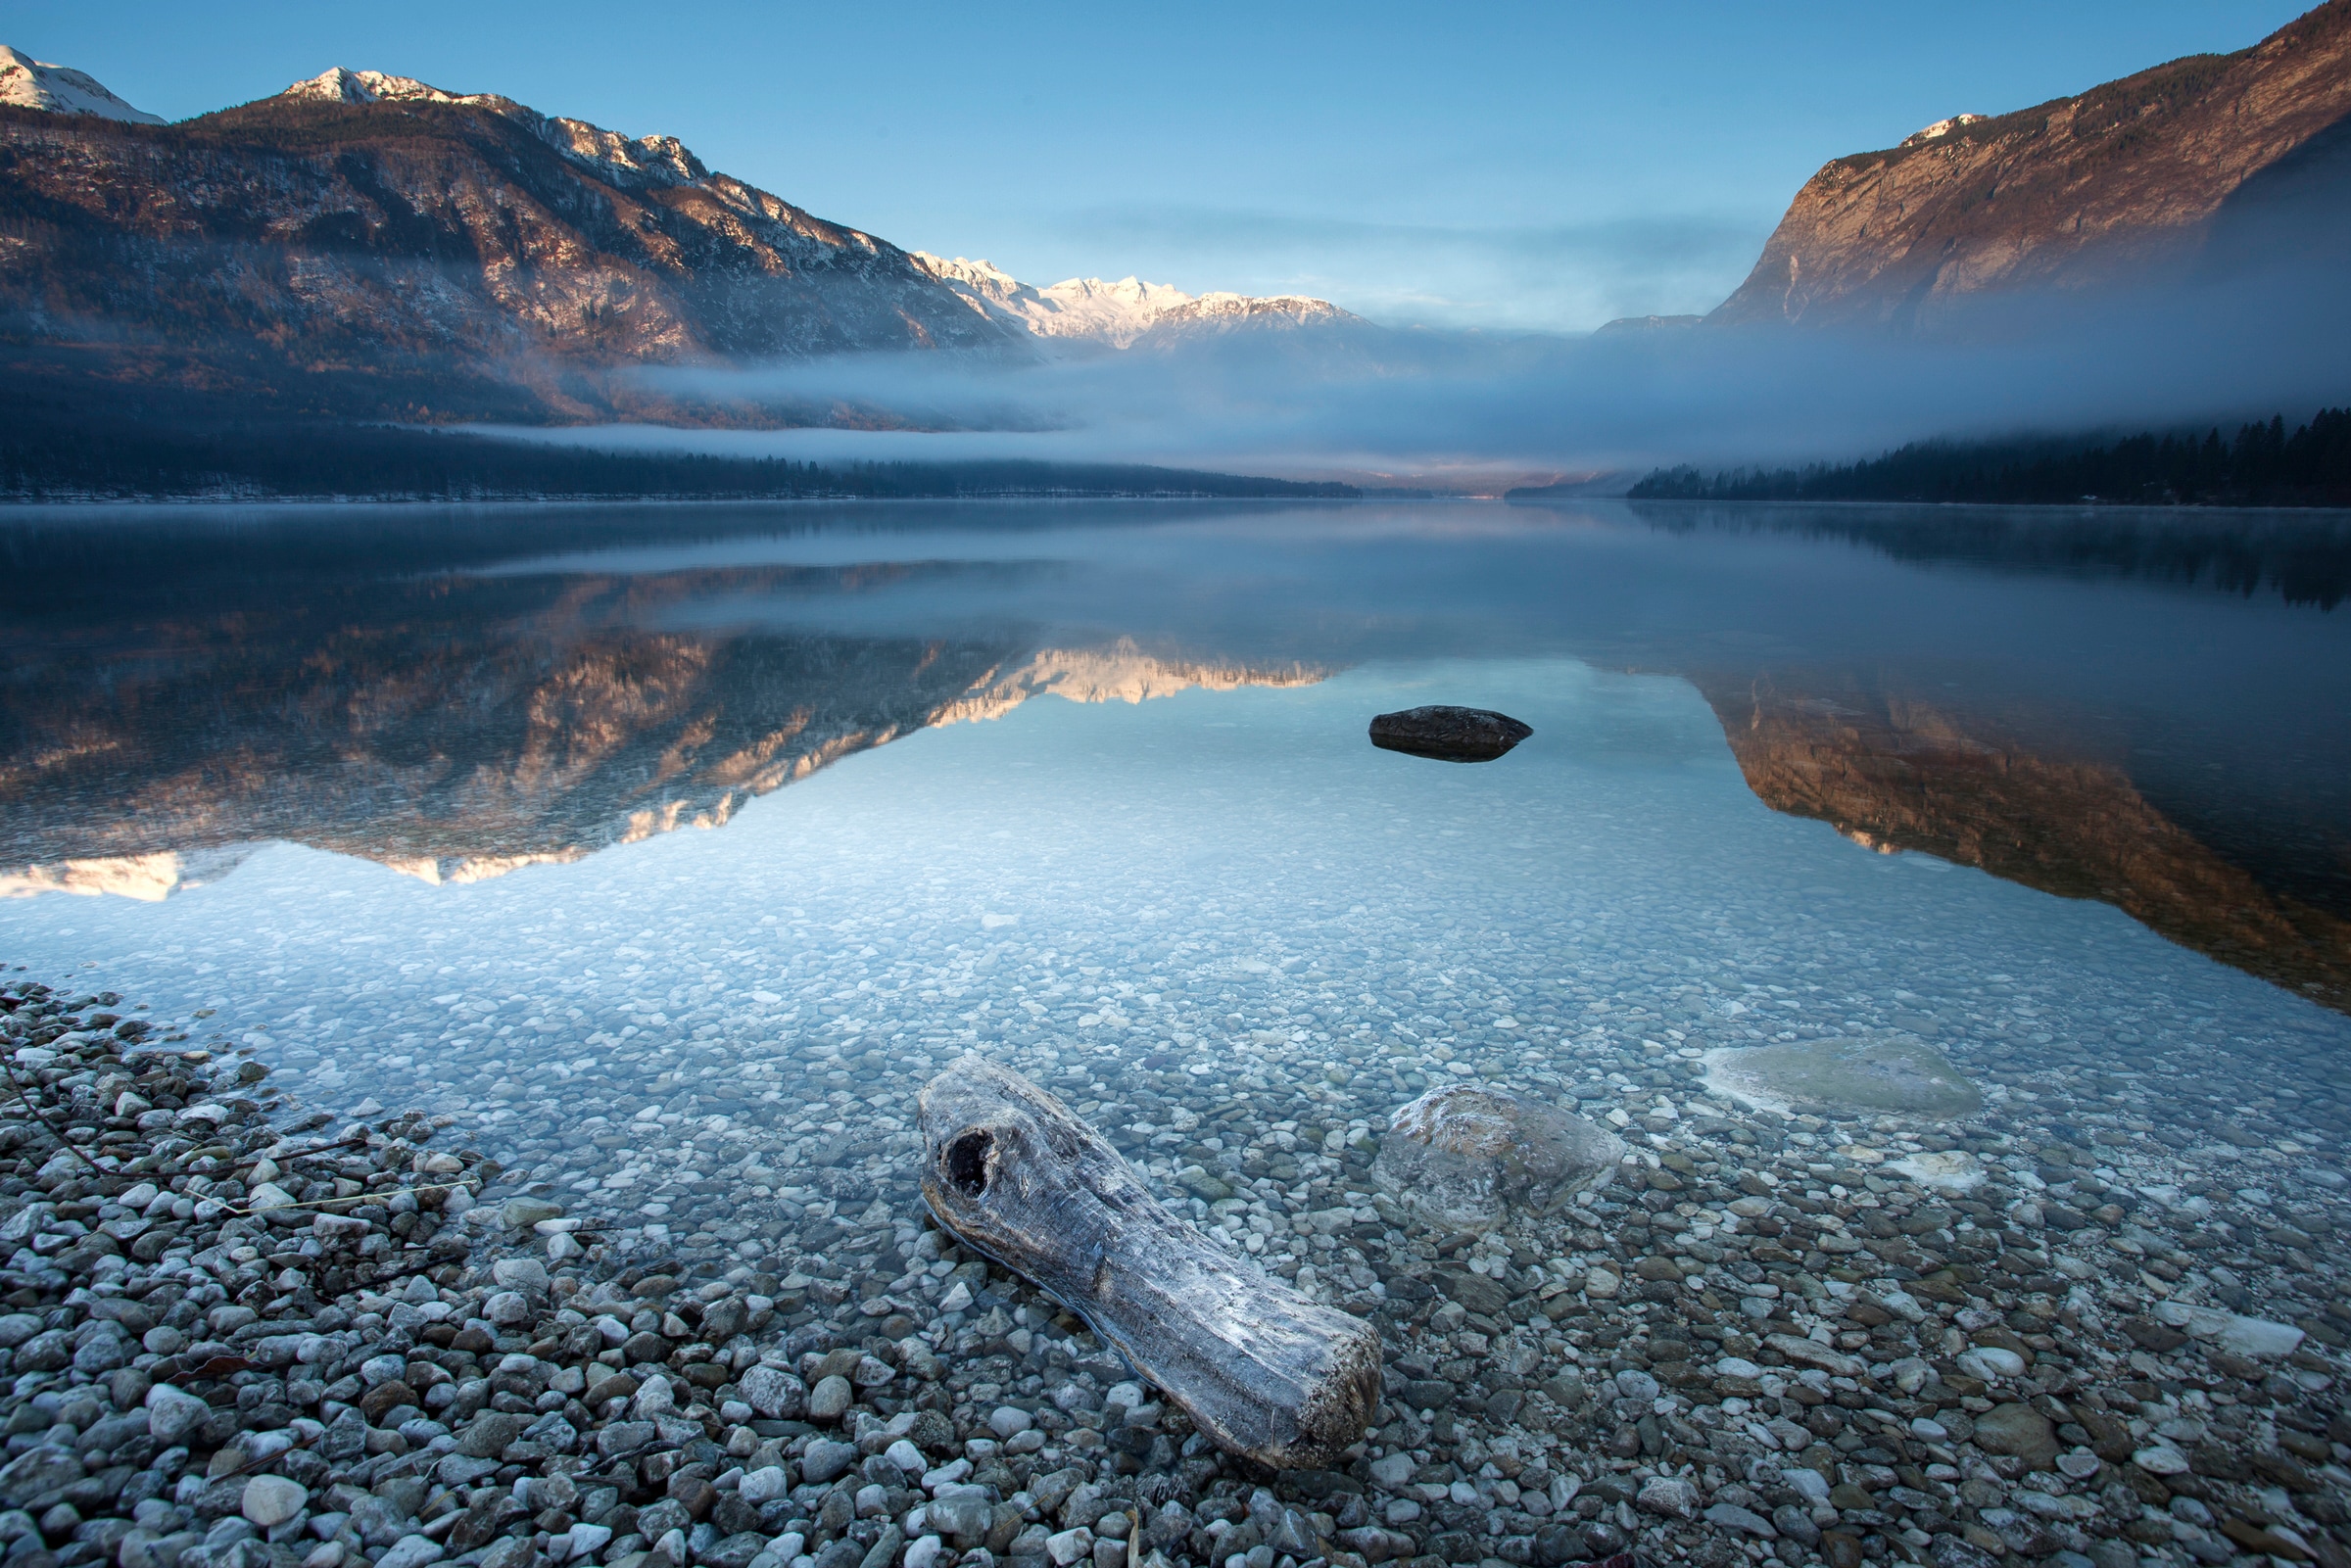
[
  {"left": 240, "top": 1477, "right": 307, "bottom": 1529},
  {"left": 1371, "top": 1082, "right": 1622, "bottom": 1228},
  {"left": 1701, "top": 1035, "right": 1982, "bottom": 1119},
  {"left": 1973, "top": 1404, "right": 2059, "bottom": 1471}
]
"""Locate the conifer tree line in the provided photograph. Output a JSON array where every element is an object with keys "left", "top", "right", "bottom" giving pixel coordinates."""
[
  {"left": 0, "top": 400, "right": 1355, "bottom": 502},
  {"left": 1631, "top": 409, "right": 2351, "bottom": 507}
]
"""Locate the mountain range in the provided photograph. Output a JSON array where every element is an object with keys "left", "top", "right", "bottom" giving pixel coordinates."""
[
  {"left": 3, "top": 1, "right": 2348, "bottom": 433},
  {"left": 0, "top": 62, "right": 1350, "bottom": 426},
  {"left": 910, "top": 254, "right": 1360, "bottom": 349}
]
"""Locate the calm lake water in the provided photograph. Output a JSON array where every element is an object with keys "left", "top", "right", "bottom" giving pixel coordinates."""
[{"left": 3, "top": 498, "right": 2349, "bottom": 1274}]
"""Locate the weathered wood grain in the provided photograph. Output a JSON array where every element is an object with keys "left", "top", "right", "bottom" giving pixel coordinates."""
[{"left": 917, "top": 1053, "right": 1381, "bottom": 1471}]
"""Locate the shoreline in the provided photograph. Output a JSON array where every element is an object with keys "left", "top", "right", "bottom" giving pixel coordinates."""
[
  {"left": 0, "top": 494, "right": 1370, "bottom": 510},
  {"left": 2, "top": 979, "right": 2348, "bottom": 1568}
]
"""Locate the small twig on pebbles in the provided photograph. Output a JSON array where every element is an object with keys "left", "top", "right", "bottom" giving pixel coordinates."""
[
  {"left": 255, "top": 1132, "right": 375, "bottom": 1164},
  {"left": 0, "top": 1058, "right": 105, "bottom": 1175}
]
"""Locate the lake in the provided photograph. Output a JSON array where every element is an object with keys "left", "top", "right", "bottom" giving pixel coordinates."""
[{"left": 4, "top": 497, "right": 2350, "bottom": 1557}]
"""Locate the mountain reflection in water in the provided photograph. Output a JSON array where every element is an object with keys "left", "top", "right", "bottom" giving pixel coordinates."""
[
  {"left": 1, "top": 498, "right": 2345, "bottom": 1011},
  {"left": 1691, "top": 671, "right": 2351, "bottom": 1011},
  {"left": 0, "top": 552, "right": 1324, "bottom": 882}
]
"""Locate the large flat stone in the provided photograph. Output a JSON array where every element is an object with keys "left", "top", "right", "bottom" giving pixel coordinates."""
[
  {"left": 1701, "top": 1036, "right": 1981, "bottom": 1120},
  {"left": 1972, "top": 1403, "right": 2058, "bottom": 1471}
]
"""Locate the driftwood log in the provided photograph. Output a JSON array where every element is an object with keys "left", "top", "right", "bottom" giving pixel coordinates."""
[
  {"left": 918, "top": 1054, "right": 1381, "bottom": 1470},
  {"left": 1367, "top": 705, "right": 1532, "bottom": 761}
]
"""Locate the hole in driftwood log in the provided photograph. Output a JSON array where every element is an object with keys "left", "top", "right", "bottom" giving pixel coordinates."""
[
  {"left": 919, "top": 1055, "right": 1381, "bottom": 1470},
  {"left": 946, "top": 1130, "right": 993, "bottom": 1196}
]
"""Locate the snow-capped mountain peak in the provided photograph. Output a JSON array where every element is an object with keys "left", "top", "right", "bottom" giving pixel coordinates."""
[
  {"left": 281, "top": 68, "right": 498, "bottom": 109},
  {"left": 0, "top": 46, "right": 163, "bottom": 123},
  {"left": 911, "top": 253, "right": 1355, "bottom": 348},
  {"left": 275, "top": 69, "right": 709, "bottom": 187},
  {"left": 1167, "top": 292, "right": 1353, "bottom": 328},
  {"left": 912, "top": 254, "right": 1024, "bottom": 294},
  {"left": 1047, "top": 274, "right": 1194, "bottom": 313}
]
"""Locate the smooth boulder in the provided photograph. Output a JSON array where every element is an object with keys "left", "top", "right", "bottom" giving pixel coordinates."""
[
  {"left": 1367, "top": 706, "right": 1532, "bottom": 762},
  {"left": 1370, "top": 1083, "right": 1622, "bottom": 1229},
  {"left": 2149, "top": 1301, "right": 2305, "bottom": 1359}
]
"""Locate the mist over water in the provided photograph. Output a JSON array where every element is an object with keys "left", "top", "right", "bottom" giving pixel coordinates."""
[{"left": 478, "top": 264, "right": 2351, "bottom": 482}]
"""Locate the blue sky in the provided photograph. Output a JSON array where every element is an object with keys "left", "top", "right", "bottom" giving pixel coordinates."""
[{"left": 20, "top": 1, "right": 2312, "bottom": 331}]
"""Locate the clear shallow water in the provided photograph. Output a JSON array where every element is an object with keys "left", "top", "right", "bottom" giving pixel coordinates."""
[{"left": 1, "top": 499, "right": 2348, "bottom": 1260}]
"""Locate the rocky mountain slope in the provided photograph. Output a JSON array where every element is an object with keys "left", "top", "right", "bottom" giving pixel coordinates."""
[
  {"left": 911, "top": 253, "right": 1358, "bottom": 349},
  {"left": 0, "top": 64, "right": 1020, "bottom": 421},
  {"left": 0, "top": 46, "right": 158, "bottom": 122},
  {"left": 0, "top": 55, "right": 1364, "bottom": 423},
  {"left": 1710, "top": 0, "right": 2351, "bottom": 327}
]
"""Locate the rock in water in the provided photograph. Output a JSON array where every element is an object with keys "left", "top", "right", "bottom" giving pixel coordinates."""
[
  {"left": 1970, "top": 1404, "right": 2058, "bottom": 1470},
  {"left": 2149, "top": 1301, "right": 2306, "bottom": 1359},
  {"left": 1699, "top": 1036, "right": 1981, "bottom": 1120},
  {"left": 917, "top": 1054, "right": 1380, "bottom": 1470},
  {"left": 1370, "top": 1083, "right": 1622, "bottom": 1229},
  {"left": 1888, "top": 1150, "right": 1987, "bottom": 1194},
  {"left": 1367, "top": 706, "right": 1532, "bottom": 761}
]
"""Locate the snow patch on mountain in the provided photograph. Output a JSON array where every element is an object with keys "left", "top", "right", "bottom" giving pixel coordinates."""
[
  {"left": 913, "top": 253, "right": 1356, "bottom": 348},
  {"left": 912, "top": 255, "right": 1191, "bottom": 346},
  {"left": 0, "top": 46, "right": 163, "bottom": 123},
  {"left": 281, "top": 68, "right": 499, "bottom": 108},
  {"left": 1157, "top": 293, "right": 1355, "bottom": 332},
  {"left": 1900, "top": 113, "right": 1987, "bottom": 148},
  {"left": 277, "top": 69, "right": 731, "bottom": 192}
]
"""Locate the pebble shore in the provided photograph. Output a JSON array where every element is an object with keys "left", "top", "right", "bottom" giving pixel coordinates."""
[{"left": 3, "top": 976, "right": 2348, "bottom": 1568}]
